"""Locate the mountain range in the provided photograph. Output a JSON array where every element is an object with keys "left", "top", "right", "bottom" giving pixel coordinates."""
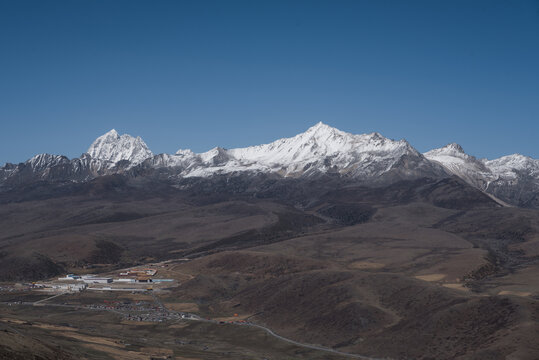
[
  {"left": 1, "top": 122, "right": 538, "bottom": 208},
  {"left": 1, "top": 123, "right": 539, "bottom": 360}
]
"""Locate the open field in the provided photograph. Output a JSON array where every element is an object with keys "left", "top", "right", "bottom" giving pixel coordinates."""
[
  {"left": 0, "top": 301, "right": 356, "bottom": 360},
  {"left": 0, "top": 176, "right": 538, "bottom": 359}
]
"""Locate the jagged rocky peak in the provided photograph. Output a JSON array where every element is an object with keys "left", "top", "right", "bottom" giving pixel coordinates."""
[
  {"left": 28, "top": 154, "right": 69, "bottom": 168},
  {"left": 87, "top": 129, "right": 154, "bottom": 165},
  {"left": 19, "top": 154, "right": 71, "bottom": 174}
]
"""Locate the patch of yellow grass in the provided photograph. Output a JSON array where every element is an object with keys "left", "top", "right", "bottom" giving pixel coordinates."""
[
  {"left": 0, "top": 318, "right": 25, "bottom": 324},
  {"left": 442, "top": 283, "right": 469, "bottom": 291},
  {"left": 58, "top": 332, "right": 125, "bottom": 348},
  {"left": 81, "top": 343, "right": 148, "bottom": 360},
  {"left": 415, "top": 274, "right": 446, "bottom": 282}
]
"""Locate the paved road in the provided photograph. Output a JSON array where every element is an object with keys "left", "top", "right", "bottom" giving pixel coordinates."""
[
  {"left": 175, "top": 308, "right": 387, "bottom": 359},
  {"left": 239, "top": 322, "right": 383, "bottom": 360}
]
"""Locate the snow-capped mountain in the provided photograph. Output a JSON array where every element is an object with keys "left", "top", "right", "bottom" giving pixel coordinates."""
[
  {"left": 87, "top": 129, "right": 153, "bottom": 166},
  {"left": 1, "top": 123, "right": 537, "bottom": 208},
  {"left": 167, "top": 122, "right": 445, "bottom": 180},
  {"left": 227, "top": 122, "right": 420, "bottom": 176},
  {"left": 132, "top": 122, "right": 444, "bottom": 180},
  {"left": 0, "top": 129, "right": 153, "bottom": 185},
  {"left": 424, "top": 143, "right": 492, "bottom": 189},
  {"left": 425, "top": 144, "right": 539, "bottom": 207}
]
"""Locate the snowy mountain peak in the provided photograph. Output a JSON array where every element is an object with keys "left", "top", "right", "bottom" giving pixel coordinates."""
[
  {"left": 291, "top": 123, "right": 409, "bottom": 151},
  {"left": 425, "top": 143, "right": 468, "bottom": 159},
  {"left": 87, "top": 129, "right": 153, "bottom": 166},
  {"left": 442, "top": 143, "right": 465, "bottom": 153},
  {"left": 213, "top": 123, "right": 428, "bottom": 178},
  {"left": 424, "top": 143, "right": 489, "bottom": 177}
]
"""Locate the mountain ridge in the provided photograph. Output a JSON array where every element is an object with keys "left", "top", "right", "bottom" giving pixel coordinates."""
[{"left": 1, "top": 123, "right": 537, "bottom": 208}]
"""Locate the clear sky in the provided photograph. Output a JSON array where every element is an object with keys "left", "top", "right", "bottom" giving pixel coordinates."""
[{"left": 1, "top": 0, "right": 538, "bottom": 165}]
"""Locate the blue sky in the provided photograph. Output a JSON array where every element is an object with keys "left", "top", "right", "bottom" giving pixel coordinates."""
[{"left": 1, "top": 0, "right": 538, "bottom": 164}]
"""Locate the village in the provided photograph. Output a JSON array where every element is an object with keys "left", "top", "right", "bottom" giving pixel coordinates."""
[
  {"left": 0, "top": 261, "right": 364, "bottom": 359},
  {"left": 0, "top": 264, "right": 188, "bottom": 323}
]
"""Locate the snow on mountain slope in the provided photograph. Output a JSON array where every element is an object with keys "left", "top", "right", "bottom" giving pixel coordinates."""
[
  {"left": 87, "top": 129, "right": 153, "bottom": 166},
  {"left": 171, "top": 122, "right": 443, "bottom": 179},
  {"left": 485, "top": 154, "right": 539, "bottom": 180},
  {"left": 228, "top": 122, "right": 417, "bottom": 173},
  {"left": 1, "top": 123, "right": 537, "bottom": 208},
  {"left": 424, "top": 143, "right": 482, "bottom": 169},
  {"left": 27, "top": 154, "right": 70, "bottom": 172},
  {"left": 0, "top": 124, "right": 444, "bottom": 182},
  {"left": 424, "top": 144, "right": 539, "bottom": 207},
  {"left": 425, "top": 144, "right": 539, "bottom": 184},
  {"left": 424, "top": 143, "right": 493, "bottom": 188}
]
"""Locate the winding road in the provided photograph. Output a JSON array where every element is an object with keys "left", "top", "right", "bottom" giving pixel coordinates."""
[{"left": 2, "top": 293, "right": 390, "bottom": 360}]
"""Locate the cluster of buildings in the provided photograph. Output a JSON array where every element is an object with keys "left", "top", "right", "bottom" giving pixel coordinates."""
[
  {"left": 57, "top": 269, "right": 172, "bottom": 285},
  {"left": 32, "top": 280, "right": 87, "bottom": 292},
  {"left": 58, "top": 274, "right": 113, "bottom": 284}
]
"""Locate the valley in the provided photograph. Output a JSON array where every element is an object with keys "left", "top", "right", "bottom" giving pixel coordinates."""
[{"left": 0, "top": 173, "right": 538, "bottom": 359}]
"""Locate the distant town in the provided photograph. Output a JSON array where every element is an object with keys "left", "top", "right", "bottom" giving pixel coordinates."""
[{"left": 24, "top": 263, "right": 177, "bottom": 294}]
